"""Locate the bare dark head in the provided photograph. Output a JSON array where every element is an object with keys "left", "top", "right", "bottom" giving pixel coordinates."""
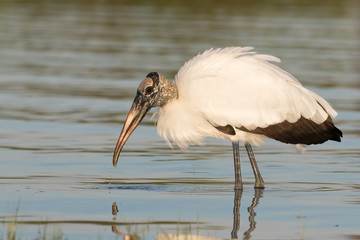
[
  {"left": 136, "top": 72, "right": 161, "bottom": 107},
  {"left": 113, "top": 72, "right": 178, "bottom": 166}
]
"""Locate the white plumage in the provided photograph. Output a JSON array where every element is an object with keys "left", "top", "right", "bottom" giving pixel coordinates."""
[
  {"left": 155, "top": 47, "right": 337, "bottom": 149},
  {"left": 113, "top": 46, "right": 342, "bottom": 189}
]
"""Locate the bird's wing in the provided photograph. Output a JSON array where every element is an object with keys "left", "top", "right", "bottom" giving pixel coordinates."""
[{"left": 175, "top": 47, "right": 337, "bottom": 130}]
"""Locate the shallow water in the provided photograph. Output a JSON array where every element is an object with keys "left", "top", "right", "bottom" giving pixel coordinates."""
[{"left": 0, "top": 0, "right": 359, "bottom": 239}]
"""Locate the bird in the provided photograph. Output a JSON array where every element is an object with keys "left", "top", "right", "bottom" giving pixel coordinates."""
[{"left": 113, "top": 46, "right": 343, "bottom": 190}]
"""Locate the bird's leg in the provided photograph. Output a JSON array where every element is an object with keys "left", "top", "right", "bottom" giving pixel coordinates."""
[
  {"left": 245, "top": 143, "right": 265, "bottom": 189},
  {"left": 232, "top": 141, "right": 243, "bottom": 190}
]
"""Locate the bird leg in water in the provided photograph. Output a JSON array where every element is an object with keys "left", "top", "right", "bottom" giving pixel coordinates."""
[
  {"left": 232, "top": 141, "right": 243, "bottom": 190},
  {"left": 245, "top": 143, "right": 265, "bottom": 189}
]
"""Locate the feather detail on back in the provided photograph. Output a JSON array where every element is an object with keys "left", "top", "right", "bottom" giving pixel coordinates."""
[
  {"left": 175, "top": 47, "right": 336, "bottom": 129},
  {"left": 154, "top": 46, "right": 340, "bottom": 148}
]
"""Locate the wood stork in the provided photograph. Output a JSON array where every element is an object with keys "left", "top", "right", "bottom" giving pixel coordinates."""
[{"left": 113, "top": 47, "right": 342, "bottom": 189}]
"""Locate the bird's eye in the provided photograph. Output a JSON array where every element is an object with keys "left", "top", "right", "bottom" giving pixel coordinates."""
[{"left": 145, "top": 86, "right": 153, "bottom": 94}]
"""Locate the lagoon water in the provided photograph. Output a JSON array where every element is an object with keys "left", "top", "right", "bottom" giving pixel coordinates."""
[{"left": 0, "top": 0, "right": 359, "bottom": 239}]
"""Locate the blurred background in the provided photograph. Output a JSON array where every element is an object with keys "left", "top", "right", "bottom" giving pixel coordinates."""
[{"left": 0, "top": 0, "right": 359, "bottom": 239}]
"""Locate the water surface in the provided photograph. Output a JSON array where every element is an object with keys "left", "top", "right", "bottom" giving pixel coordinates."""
[{"left": 0, "top": 0, "right": 359, "bottom": 239}]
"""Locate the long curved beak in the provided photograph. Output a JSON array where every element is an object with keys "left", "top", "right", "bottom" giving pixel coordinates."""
[{"left": 113, "top": 94, "right": 150, "bottom": 167}]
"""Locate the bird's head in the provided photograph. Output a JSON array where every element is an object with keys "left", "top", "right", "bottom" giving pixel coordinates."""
[{"left": 113, "top": 72, "right": 178, "bottom": 167}]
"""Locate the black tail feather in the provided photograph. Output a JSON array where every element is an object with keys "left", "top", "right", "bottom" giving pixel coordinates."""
[
  {"left": 330, "top": 126, "right": 343, "bottom": 142},
  {"left": 238, "top": 116, "right": 343, "bottom": 145}
]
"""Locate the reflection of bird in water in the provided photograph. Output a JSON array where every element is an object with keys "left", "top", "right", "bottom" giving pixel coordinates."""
[
  {"left": 111, "top": 192, "right": 263, "bottom": 239},
  {"left": 112, "top": 202, "right": 118, "bottom": 217},
  {"left": 113, "top": 47, "right": 343, "bottom": 189},
  {"left": 111, "top": 202, "right": 139, "bottom": 240},
  {"left": 231, "top": 189, "right": 263, "bottom": 239},
  {"left": 243, "top": 189, "right": 263, "bottom": 239}
]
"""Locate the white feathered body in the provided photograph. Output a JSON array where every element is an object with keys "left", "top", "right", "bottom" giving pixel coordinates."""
[{"left": 154, "top": 47, "right": 337, "bottom": 149}]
